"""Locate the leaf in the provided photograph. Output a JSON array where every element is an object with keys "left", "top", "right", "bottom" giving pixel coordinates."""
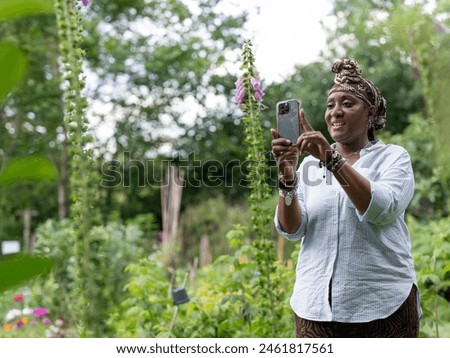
[
  {"left": 0, "top": 154, "right": 58, "bottom": 185},
  {"left": 0, "top": 254, "right": 53, "bottom": 293},
  {"left": 156, "top": 330, "right": 176, "bottom": 338},
  {"left": 0, "top": 43, "right": 28, "bottom": 101},
  {"left": 443, "top": 262, "right": 450, "bottom": 275},
  {"left": 0, "top": 0, "right": 53, "bottom": 22}
]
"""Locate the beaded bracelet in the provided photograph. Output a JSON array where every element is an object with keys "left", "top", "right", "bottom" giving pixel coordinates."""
[
  {"left": 278, "top": 173, "right": 298, "bottom": 191},
  {"left": 319, "top": 150, "right": 346, "bottom": 173}
]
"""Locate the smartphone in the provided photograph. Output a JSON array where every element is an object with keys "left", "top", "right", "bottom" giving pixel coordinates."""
[{"left": 276, "top": 99, "right": 301, "bottom": 144}]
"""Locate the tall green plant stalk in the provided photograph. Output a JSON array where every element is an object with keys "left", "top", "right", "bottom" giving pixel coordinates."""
[
  {"left": 237, "top": 40, "right": 281, "bottom": 335},
  {"left": 54, "top": 0, "right": 100, "bottom": 336}
]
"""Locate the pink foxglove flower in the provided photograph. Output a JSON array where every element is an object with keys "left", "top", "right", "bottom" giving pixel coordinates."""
[
  {"left": 235, "top": 77, "right": 246, "bottom": 106},
  {"left": 251, "top": 77, "right": 264, "bottom": 101},
  {"left": 235, "top": 76, "right": 264, "bottom": 107},
  {"left": 33, "top": 307, "right": 48, "bottom": 318}
]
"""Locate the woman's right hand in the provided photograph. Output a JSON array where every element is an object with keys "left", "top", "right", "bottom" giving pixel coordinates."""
[{"left": 271, "top": 129, "right": 300, "bottom": 182}]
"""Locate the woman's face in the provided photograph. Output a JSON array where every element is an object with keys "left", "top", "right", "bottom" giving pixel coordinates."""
[{"left": 325, "top": 91, "right": 373, "bottom": 146}]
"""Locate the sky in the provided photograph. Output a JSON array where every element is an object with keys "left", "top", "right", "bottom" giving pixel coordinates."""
[{"left": 230, "top": 0, "right": 334, "bottom": 83}]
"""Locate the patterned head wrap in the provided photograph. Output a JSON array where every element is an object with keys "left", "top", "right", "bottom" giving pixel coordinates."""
[{"left": 328, "top": 59, "right": 386, "bottom": 132}]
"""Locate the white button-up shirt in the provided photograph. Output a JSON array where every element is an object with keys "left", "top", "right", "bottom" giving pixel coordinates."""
[{"left": 275, "top": 140, "right": 419, "bottom": 322}]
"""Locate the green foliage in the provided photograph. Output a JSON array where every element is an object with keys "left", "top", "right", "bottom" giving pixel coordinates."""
[
  {"left": 0, "top": 256, "right": 53, "bottom": 293},
  {"left": 126, "top": 213, "right": 158, "bottom": 242},
  {"left": 0, "top": 0, "right": 56, "bottom": 296},
  {"left": 0, "top": 0, "right": 52, "bottom": 22},
  {"left": 32, "top": 220, "right": 77, "bottom": 322},
  {"left": 0, "top": 12, "right": 62, "bottom": 162},
  {"left": 0, "top": 154, "right": 57, "bottom": 185},
  {"left": 0, "top": 11, "right": 64, "bottom": 244},
  {"left": 409, "top": 216, "right": 450, "bottom": 337},
  {"left": 110, "top": 239, "right": 298, "bottom": 337},
  {"left": 386, "top": 3, "right": 450, "bottom": 182},
  {"left": 383, "top": 114, "right": 449, "bottom": 219},
  {"left": 179, "top": 194, "right": 251, "bottom": 263},
  {"left": 108, "top": 253, "right": 174, "bottom": 337},
  {"left": 33, "top": 219, "right": 150, "bottom": 336},
  {"left": 0, "top": 154, "right": 58, "bottom": 250},
  {"left": 0, "top": 43, "right": 28, "bottom": 101}
]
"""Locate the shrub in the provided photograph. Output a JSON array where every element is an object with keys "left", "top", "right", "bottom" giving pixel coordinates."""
[
  {"left": 109, "top": 235, "right": 299, "bottom": 338},
  {"left": 33, "top": 219, "right": 151, "bottom": 336},
  {"left": 409, "top": 216, "right": 450, "bottom": 337}
]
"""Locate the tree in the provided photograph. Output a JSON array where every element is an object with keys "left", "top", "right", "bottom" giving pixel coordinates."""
[
  {"left": 323, "top": 0, "right": 424, "bottom": 134},
  {"left": 81, "top": 0, "right": 248, "bottom": 220},
  {"left": 0, "top": 13, "right": 66, "bottom": 243},
  {"left": 385, "top": 1, "right": 450, "bottom": 216}
]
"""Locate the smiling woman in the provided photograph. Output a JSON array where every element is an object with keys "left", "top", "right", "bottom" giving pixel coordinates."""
[{"left": 271, "top": 58, "right": 421, "bottom": 338}]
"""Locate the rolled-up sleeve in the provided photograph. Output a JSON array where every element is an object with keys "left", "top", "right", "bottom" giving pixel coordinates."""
[{"left": 357, "top": 149, "right": 414, "bottom": 225}]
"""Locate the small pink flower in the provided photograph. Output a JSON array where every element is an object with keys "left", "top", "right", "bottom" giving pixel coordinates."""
[
  {"left": 81, "top": 0, "right": 90, "bottom": 6},
  {"left": 42, "top": 318, "right": 51, "bottom": 325},
  {"left": 15, "top": 319, "right": 24, "bottom": 329},
  {"left": 13, "top": 294, "right": 24, "bottom": 302},
  {"left": 251, "top": 77, "right": 264, "bottom": 101},
  {"left": 33, "top": 307, "right": 48, "bottom": 318},
  {"left": 235, "top": 77, "right": 246, "bottom": 106}
]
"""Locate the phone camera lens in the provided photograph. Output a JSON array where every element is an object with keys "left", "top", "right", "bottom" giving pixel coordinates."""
[{"left": 279, "top": 102, "right": 290, "bottom": 115}]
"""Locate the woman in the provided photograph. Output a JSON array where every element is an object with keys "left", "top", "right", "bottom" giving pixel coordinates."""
[{"left": 271, "top": 59, "right": 421, "bottom": 338}]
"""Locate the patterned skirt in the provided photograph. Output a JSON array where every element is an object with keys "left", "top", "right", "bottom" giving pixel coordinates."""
[{"left": 295, "top": 285, "right": 420, "bottom": 338}]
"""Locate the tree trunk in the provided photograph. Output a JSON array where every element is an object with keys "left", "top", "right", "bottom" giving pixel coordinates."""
[
  {"left": 161, "top": 165, "right": 184, "bottom": 250},
  {"left": 200, "top": 234, "right": 212, "bottom": 267}
]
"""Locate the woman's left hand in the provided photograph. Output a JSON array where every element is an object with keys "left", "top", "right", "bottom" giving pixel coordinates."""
[{"left": 296, "top": 109, "right": 333, "bottom": 162}]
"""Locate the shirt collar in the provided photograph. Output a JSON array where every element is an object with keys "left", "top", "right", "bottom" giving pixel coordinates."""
[
  {"left": 331, "top": 139, "right": 384, "bottom": 156},
  {"left": 360, "top": 139, "right": 384, "bottom": 156}
]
